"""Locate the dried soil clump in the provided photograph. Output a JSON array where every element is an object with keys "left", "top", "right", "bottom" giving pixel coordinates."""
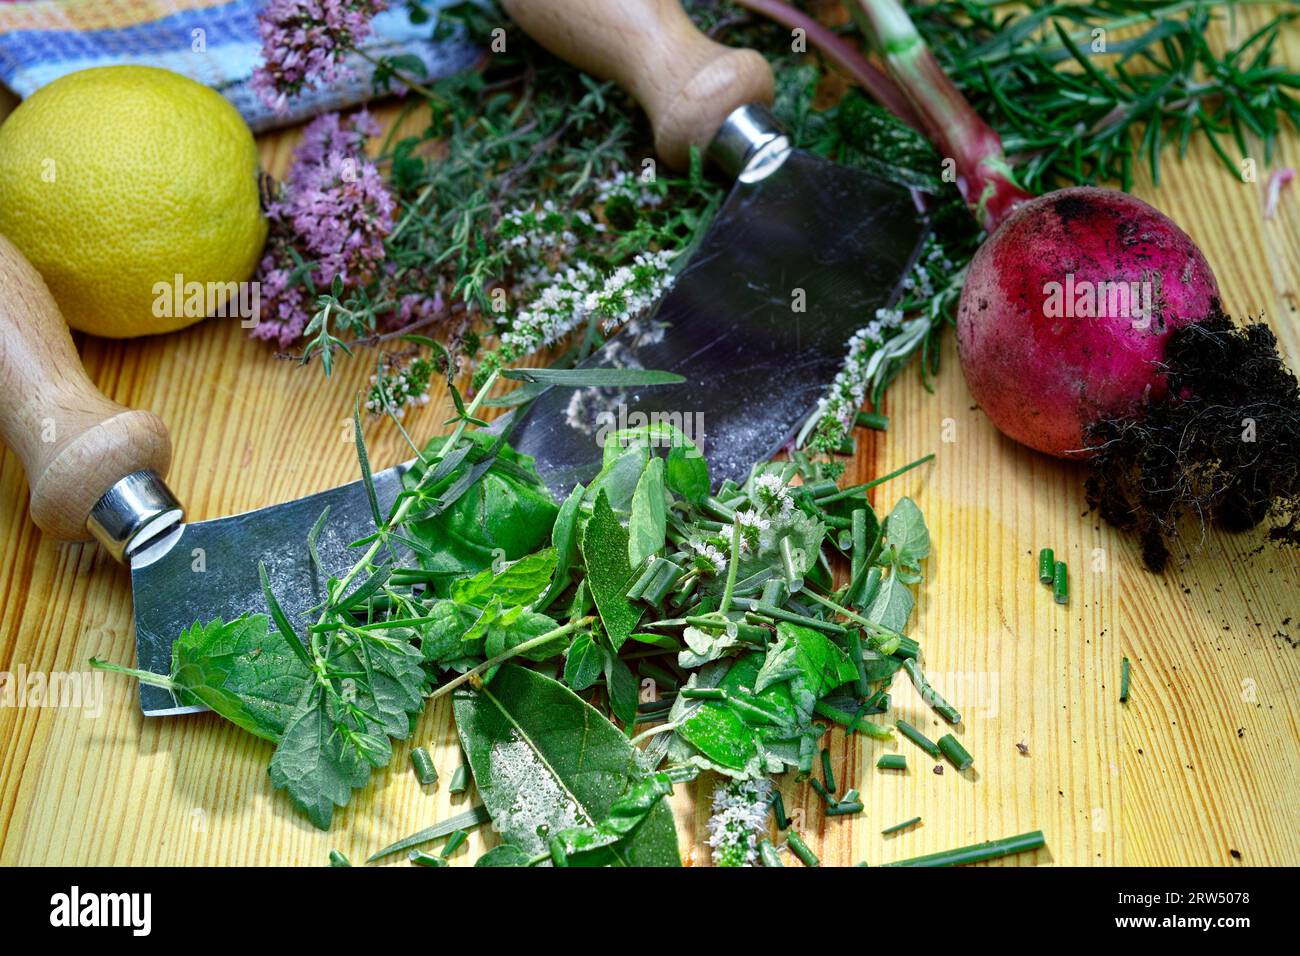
[{"left": 1085, "top": 311, "right": 1300, "bottom": 571}]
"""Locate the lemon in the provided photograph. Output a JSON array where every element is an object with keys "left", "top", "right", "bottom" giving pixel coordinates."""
[{"left": 0, "top": 66, "right": 267, "bottom": 337}]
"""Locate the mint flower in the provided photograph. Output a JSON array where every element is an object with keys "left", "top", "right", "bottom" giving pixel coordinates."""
[{"left": 707, "top": 777, "right": 772, "bottom": 867}]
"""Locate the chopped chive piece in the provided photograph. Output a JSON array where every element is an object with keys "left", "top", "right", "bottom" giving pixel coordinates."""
[
  {"left": 820, "top": 748, "right": 836, "bottom": 793},
  {"left": 758, "top": 839, "right": 783, "bottom": 867},
  {"left": 440, "top": 829, "right": 468, "bottom": 859},
  {"left": 772, "top": 790, "right": 790, "bottom": 830},
  {"left": 826, "top": 800, "right": 864, "bottom": 817},
  {"left": 877, "top": 754, "right": 907, "bottom": 771},
  {"left": 892, "top": 635, "right": 920, "bottom": 660},
  {"left": 448, "top": 764, "right": 470, "bottom": 794},
  {"left": 410, "top": 746, "right": 438, "bottom": 786},
  {"left": 841, "top": 788, "right": 860, "bottom": 804},
  {"left": 855, "top": 410, "right": 889, "bottom": 431},
  {"left": 760, "top": 578, "right": 787, "bottom": 607},
  {"left": 625, "top": 559, "right": 662, "bottom": 600},
  {"left": 882, "top": 816, "right": 922, "bottom": 835},
  {"left": 408, "top": 849, "right": 447, "bottom": 867},
  {"left": 680, "top": 687, "right": 725, "bottom": 700},
  {"left": 1119, "top": 656, "right": 1131, "bottom": 703},
  {"left": 737, "top": 599, "right": 847, "bottom": 635},
  {"left": 896, "top": 719, "right": 941, "bottom": 757},
  {"left": 328, "top": 849, "right": 351, "bottom": 867},
  {"left": 938, "top": 733, "right": 974, "bottom": 771},
  {"left": 1053, "top": 560, "right": 1068, "bottom": 605},
  {"left": 814, "top": 700, "right": 892, "bottom": 738},
  {"left": 786, "top": 831, "right": 820, "bottom": 867},
  {"left": 797, "top": 734, "right": 816, "bottom": 780},
  {"left": 846, "top": 629, "right": 869, "bottom": 697},
  {"left": 810, "top": 777, "right": 833, "bottom": 803},
  {"left": 902, "top": 658, "right": 962, "bottom": 724},
  {"left": 883, "top": 830, "right": 1046, "bottom": 867},
  {"left": 1038, "top": 548, "right": 1055, "bottom": 584}
]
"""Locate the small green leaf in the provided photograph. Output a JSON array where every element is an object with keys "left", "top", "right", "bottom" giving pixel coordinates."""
[
  {"left": 450, "top": 548, "right": 558, "bottom": 609},
  {"left": 666, "top": 442, "right": 709, "bottom": 505},
  {"left": 564, "top": 631, "right": 604, "bottom": 691},
  {"left": 581, "top": 491, "right": 642, "bottom": 650},
  {"left": 628, "top": 457, "right": 667, "bottom": 567}
]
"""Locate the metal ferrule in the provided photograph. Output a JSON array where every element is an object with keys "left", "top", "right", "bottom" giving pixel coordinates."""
[
  {"left": 707, "top": 103, "right": 793, "bottom": 184},
  {"left": 87, "top": 469, "right": 184, "bottom": 564}
]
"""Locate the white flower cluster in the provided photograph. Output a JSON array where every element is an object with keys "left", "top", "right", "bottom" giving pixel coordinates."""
[
  {"left": 753, "top": 473, "right": 793, "bottom": 517},
  {"left": 688, "top": 538, "right": 728, "bottom": 575},
  {"left": 595, "top": 169, "right": 663, "bottom": 209},
  {"left": 707, "top": 777, "right": 773, "bottom": 866},
  {"left": 365, "top": 361, "right": 431, "bottom": 418},
  {"left": 497, "top": 250, "right": 676, "bottom": 360},
  {"left": 729, "top": 508, "right": 771, "bottom": 552},
  {"left": 498, "top": 200, "right": 599, "bottom": 256}
]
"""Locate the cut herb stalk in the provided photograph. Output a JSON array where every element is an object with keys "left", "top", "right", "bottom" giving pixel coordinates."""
[
  {"left": 883, "top": 830, "right": 1046, "bottom": 867},
  {"left": 786, "top": 831, "right": 820, "bottom": 867},
  {"left": 937, "top": 733, "right": 974, "bottom": 771},
  {"left": 759, "top": 839, "right": 784, "bottom": 867},
  {"left": 902, "top": 658, "right": 962, "bottom": 724},
  {"left": 877, "top": 754, "right": 907, "bottom": 771},
  {"left": 448, "top": 765, "right": 470, "bottom": 794},
  {"left": 410, "top": 747, "right": 438, "bottom": 786},
  {"left": 1053, "top": 561, "right": 1069, "bottom": 605},
  {"left": 1038, "top": 548, "right": 1055, "bottom": 584},
  {"left": 826, "top": 801, "right": 865, "bottom": 817},
  {"left": 1119, "top": 656, "right": 1131, "bottom": 703},
  {"left": 772, "top": 791, "right": 790, "bottom": 830},
  {"left": 882, "top": 816, "right": 922, "bottom": 835},
  {"left": 328, "top": 849, "right": 351, "bottom": 867},
  {"left": 821, "top": 748, "right": 837, "bottom": 793},
  {"left": 896, "top": 719, "right": 942, "bottom": 757}
]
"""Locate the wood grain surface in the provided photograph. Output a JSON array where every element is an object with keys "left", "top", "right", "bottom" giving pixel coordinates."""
[{"left": 1, "top": 8, "right": 1296, "bottom": 867}]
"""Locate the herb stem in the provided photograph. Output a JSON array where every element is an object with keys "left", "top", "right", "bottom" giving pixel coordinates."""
[
  {"left": 882, "top": 830, "right": 1045, "bottom": 867},
  {"left": 814, "top": 454, "right": 935, "bottom": 505},
  {"left": 428, "top": 615, "right": 595, "bottom": 702}
]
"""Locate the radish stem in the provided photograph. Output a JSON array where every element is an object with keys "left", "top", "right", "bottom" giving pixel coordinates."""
[{"left": 850, "top": 0, "right": 1033, "bottom": 231}]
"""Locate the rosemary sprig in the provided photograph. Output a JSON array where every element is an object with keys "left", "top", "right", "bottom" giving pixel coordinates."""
[{"left": 910, "top": 0, "right": 1300, "bottom": 192}]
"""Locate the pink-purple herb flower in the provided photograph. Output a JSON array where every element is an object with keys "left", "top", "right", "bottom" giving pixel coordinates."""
[
  {"left": 252, "top": 0, "right": 389, "bottom": 112},
  {"left": 252, "top": 111, "right": 396, "bottom": 347}
]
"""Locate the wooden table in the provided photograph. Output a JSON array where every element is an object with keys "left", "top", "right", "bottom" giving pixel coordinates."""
[{"left": 1, "top": 12, "right": 1297, "bottom": 867}]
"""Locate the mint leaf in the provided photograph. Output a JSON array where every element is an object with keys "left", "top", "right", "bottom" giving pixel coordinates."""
[
  {"left": 450, "top": 548, "right": 557, "bottom": 608},
  {"left": 883, "top": 496, "right": 929, "bottom": 580},
  {"left": 269, "top": 630, "right": 425, "bottom": 830},
  {"left": 581, "top": 490, "right": 642, "bottom": 650},
  {"left": 563, "top": 630, "right": 604, "bottom": 691},
  {"left": 169, "top": 616, "right": 311, "bottom": 741}
]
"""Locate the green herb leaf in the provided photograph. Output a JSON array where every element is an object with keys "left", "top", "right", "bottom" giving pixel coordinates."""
[
  {"left": 500, "top": 368, "right": 685, "bottom": 387},
  {"left": 666, "top": 441, "right": 709, "bottom": 505},
  {"left": 581, "top": 490, "right": 642, "bottom": 650},
  {"left": 453, "top": 665, "right": 679, "bottom": 865},
  {"left": 628, "top": 457, "right": 667, "bottom": 567},
  {"left": 170, "top": 615, "right": 309, "bottom": 741},
  {"left": 563, "top": 630, "right": 604, "bottom": 691},
  {"left": 450, "top": 548, "right": 557, "bottom": 609}
]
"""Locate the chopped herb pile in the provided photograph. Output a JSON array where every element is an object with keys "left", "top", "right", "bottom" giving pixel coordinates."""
[{"left": 87, "top": 364, "right": 1008, "bottom": 865}]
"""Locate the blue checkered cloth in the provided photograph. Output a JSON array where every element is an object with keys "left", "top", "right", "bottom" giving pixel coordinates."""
[{"left": 0, "top": 0, "right": 481, "bottom": 132}]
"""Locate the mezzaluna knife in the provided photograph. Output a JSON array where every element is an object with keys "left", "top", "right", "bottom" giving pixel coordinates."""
[{"left": 0, "top": 0, "right": 926, "bottom": 716}]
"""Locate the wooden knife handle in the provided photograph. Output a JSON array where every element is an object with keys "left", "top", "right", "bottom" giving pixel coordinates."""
[
  {"left": 0, "top": 234, "right": 171, "bottom": 541},
  {"left": 501, "top": 0, "right": 774, "bottom": 170}
]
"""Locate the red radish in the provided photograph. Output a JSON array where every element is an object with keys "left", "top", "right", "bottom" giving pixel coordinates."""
[
  {"left": 851, "top": 0, "right": 1299, "bottom": 568},
  {"left": 958, "top": 186, "right": 1219, "bottom": 456}
]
